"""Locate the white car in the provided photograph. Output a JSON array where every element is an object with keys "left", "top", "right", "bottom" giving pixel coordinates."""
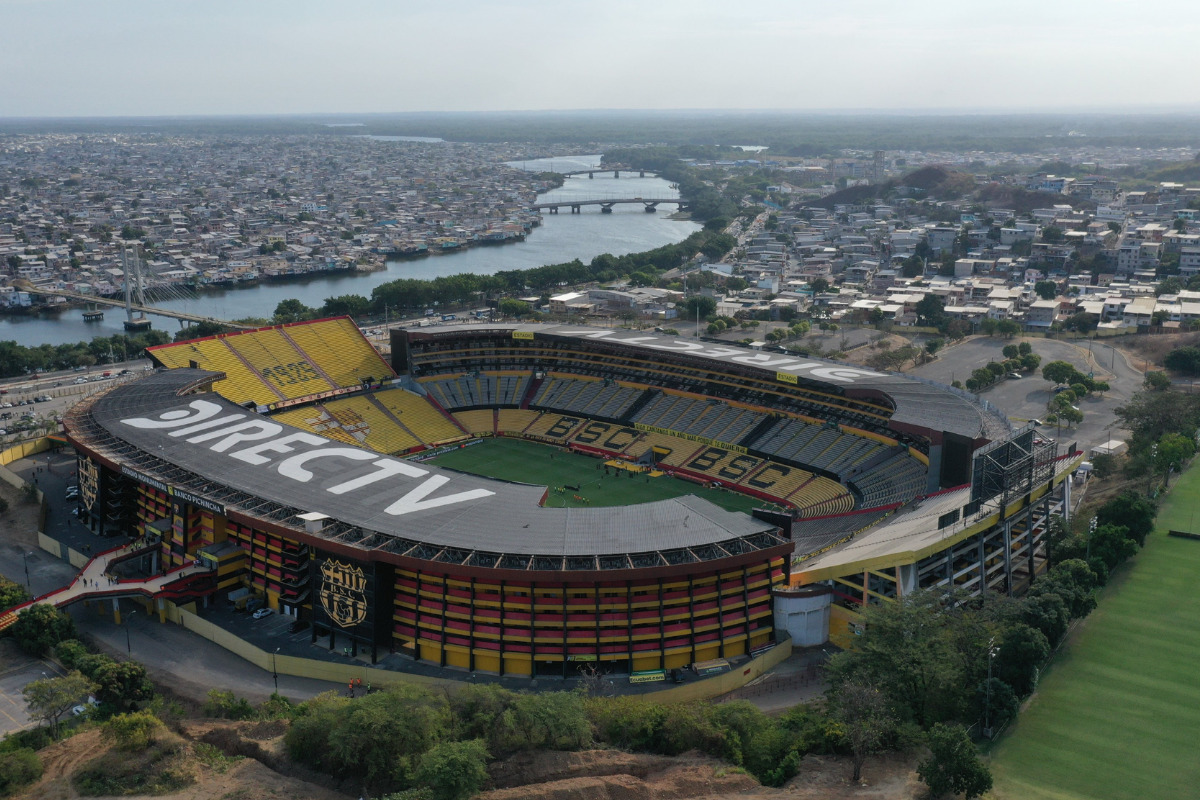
[{"left": 252, "top": 608, "right": 273, "bottom": 620}]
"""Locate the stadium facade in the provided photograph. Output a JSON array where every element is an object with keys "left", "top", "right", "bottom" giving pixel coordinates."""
[{"left": 62, "top": 318, "right": 1080, "bottom": 677}]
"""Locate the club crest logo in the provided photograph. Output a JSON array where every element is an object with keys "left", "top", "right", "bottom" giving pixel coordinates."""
[
  {"left": 319, "top": 560, "right": 367, "bottom": 628},
  {"left": 79, "top": 457, "right": 100, "bottom": 511}
]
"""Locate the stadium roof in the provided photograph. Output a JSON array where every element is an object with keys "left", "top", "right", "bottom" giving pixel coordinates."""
[
  {"left": 71, "top": 369, "right": 785, "bottom": 566},
  {"left": 411, "top": 323, "right": 1010, "bottom": 440}
]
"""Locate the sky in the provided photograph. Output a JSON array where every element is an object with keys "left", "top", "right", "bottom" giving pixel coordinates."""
[{"left": 2, "top": 0, "right": 1197, "bottom": 118}]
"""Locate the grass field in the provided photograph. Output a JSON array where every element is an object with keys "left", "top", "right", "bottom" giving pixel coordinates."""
[
  {"left": 428, "top": 437, "right": 771, "bottom": 515},
  {"left": 989, "top": 465, "right": 1200, "bottom": 800}
]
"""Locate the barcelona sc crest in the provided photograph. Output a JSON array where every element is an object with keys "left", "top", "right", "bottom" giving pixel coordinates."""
[
  {"left": 319, "top": 560, "right": 368, "bottom": 628},
  {"left": 79, "top": 457, "right": 100, "bottom": 512}
]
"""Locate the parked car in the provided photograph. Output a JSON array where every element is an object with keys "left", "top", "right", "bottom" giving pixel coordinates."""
[
  {"left": 252, "top": 608, "right": 273, "bottom": 620},
  {"left": 1007, "top": 372, "right": 1022, "bottom": 380}
]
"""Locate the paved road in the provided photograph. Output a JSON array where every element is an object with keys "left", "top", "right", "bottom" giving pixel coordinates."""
[
  {"left": 910, "top": 336, "right": 1140, "bottom": 454},
  {"left": 69, "top": 603, "right": 345, "bottom": 706}
]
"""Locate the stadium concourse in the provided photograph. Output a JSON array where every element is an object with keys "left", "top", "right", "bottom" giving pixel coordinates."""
[{"left": 30, "top": 318, "right": 1080, "bottom": 682}]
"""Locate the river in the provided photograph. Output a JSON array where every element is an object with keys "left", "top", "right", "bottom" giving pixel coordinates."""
[{"left": 2, "top": 154, "right": 699, "bottom": 346}]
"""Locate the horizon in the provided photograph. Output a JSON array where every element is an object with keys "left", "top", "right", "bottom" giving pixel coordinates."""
[{"left": 3, "top": 0, "right": 1197, "bottom": 118}]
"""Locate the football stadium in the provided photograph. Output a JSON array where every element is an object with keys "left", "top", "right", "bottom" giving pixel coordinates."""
[{"left": 53, "top": 318, "right": 1082, "bottom": 680}]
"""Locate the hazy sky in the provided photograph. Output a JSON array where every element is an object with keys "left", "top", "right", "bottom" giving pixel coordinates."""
[{"left": 2, "top": 0, "right": 1196, "bottom": 117}]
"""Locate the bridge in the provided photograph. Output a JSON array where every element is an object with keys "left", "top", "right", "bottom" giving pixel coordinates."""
[
  {"left": 557, "top": 166, "right": 658, "bottom": 179},
  {"left": 24, "top": 287, "right": 255, "bottom": 330},
  {"left": 531, "top": 197, "right": 688, "bottom": 214}
]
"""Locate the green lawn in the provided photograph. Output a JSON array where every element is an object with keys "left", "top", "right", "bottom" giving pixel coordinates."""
[
  {"left": 428, "top": 437, "right": 771, "bottom": 515},
  {"left": 989, "top": 467, "right": 1200, "bottom": 800}
]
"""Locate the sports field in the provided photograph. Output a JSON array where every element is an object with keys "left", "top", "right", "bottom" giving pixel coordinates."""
[
  {"left": 989, "top": 465, "right": 1200, "bottom": 800},
  {"left": 428, "top": 437, "right": 770, "bottom": 515}
]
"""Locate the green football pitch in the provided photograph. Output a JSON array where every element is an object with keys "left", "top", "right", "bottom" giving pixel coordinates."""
[
  {"left": 989, "top": 465, "right": 1200, "bottom": 800},
  {"left": 427, "top": 437, "right": 772, "bottom": 515}
]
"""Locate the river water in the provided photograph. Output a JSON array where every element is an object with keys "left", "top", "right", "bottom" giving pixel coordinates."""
[{"left": 3, "top": 154, "right": 699, "bottom": 346}]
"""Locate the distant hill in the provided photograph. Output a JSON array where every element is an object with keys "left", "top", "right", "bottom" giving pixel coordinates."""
[
  {"left": 809, "top": 165, "right": 976, "bottom": 209},
  {"left": 975, "top": 183, "right": 1097, "bottom": 214}
]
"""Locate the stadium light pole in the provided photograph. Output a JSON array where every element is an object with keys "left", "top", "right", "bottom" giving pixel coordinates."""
[
  {"left": 21, "top": 550, "right": 34, "bottom": 589},
  {"left": 272, "top": 647, "right": 280, "bottom": 693},
  {"left": 125, "top": 610, "right": 136, "bottom": 654}
]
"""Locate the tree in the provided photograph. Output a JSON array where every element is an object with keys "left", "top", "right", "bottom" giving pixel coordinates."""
[
  {"left": 1034, "top": 280, "right": 1058, "bottom": 300},
  {"left": 23, "top": 671, "right": 95, "bottom": 736},
  {"left": 1096, "top": 491, "right": 1156, "bottom": 547},
  {"left": 1002, "top": 344, "right": 1019, "bottom": 360},
  {"left": 1155, "top": 432, "right": 1196, "bottom": 484},
  {"left": 831, "top": 681, "right": 894, "bottom": 782},
  {"left": 1041, "top": 226, "right": 1064, "bottom": 243},
  {"left": 681, "top": 295, "right": 717, "bottom": 322},
  {"left": 93, "top": 659, "right": 155, "bottom": 714},
  {"left": 826, "top": 590, "right": 973, "bottom": 727},
  {"left": 413, "top": 739, "right": 490, "bottom": 800},
  {"left": 997, "top": 319, "right": 1021, "bottom": 338},
  {"left": 809, "top": 277, "right": 830, "bottom": 294},
  {"left": 993, "top": 624, "right": 1050, "bottom": 696},
  {"left": 917, "top": 724, "right": 993, "bottom": 799},
  {"left": 1088, "top": 523, "right": 1139, "bottom": 576},
  {"left": 925, "top": 338, "right": 944, "bottom": 357},
  {"left": 1031, "top": 559, "right": 1099, "bottom": 619},
  {"left": 1144, "top": 371, "right": 1172, "bottom": 391},
  {"left": 1042, "top": 360, "right": 1080, "bottom": 385},
  {"left": 320, "top": 294, "right": 370, "bottom": 319},
  {"left": 1164, "top": 346, "right": 1200, "bottom": 376},
  {"left": 497, "top": 298, "right": 531, "bottom": 317},
  {"left": 273, "top": 298, "right": 313, "bottom": 324},
  {"left": 915, "top": 294, "right": 946, "bottom": 328},
  {"left": 1016, "top": 592, "right": 1070, "bottom": 648},
  {"left": 0, "top": 574, "right": 30, "bottom": 611},
  {"left": 10, "top": 604, "right": 76, "bottom": 655}
]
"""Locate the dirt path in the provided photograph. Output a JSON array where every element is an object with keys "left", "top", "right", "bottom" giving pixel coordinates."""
[{"left": 24, "top": 728, "right": 106, "bottom": 800}]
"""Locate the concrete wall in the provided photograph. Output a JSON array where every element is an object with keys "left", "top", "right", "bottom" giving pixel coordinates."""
[{"left": 158, "top": 598, "right": 791, "bottom": 701}]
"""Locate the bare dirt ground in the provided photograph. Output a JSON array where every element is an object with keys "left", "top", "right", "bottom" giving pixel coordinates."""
[
  {"left": 16, "top": 723, "right": 925, "bottom": 800},
  {"left": 479, "top": 749, "right": 923, "bottom": 800},
  {"left": 17, "top": 721, "right": 352, "bottom": 800},
  {"left": 1116, "top": 330, "right": 1199, "bottom": 369},
  {"left": 0, "top": 479, "right": 41, "bottom": 550}
]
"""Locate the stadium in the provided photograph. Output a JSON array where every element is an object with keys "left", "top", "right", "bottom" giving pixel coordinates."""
[{"left": 59, "top": 317, "right": 1082, "bottom": 680}]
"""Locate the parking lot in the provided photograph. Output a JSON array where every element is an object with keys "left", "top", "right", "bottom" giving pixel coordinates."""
[
  {"left": 0, "top": 640, "right": 67, "bottom": 737},
  {"left": 909, "top": 336, "right": 1141, "bottom": 454}
]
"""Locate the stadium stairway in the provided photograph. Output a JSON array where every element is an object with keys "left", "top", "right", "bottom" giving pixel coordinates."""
[
  {"left": 519, "top": 377, "right": 544, "bottom": 410},
  {"left": 618, "top": 388, "right": 660, "bottom": 424},
  {"left": 364, "top": 393, "right": 427, "bottom": 447},
  {"left": 421, "top": 392, "right": 470, "bottom": 436},
  {"left": 278, "top": 326, "right": 340, "bottom": 387}
]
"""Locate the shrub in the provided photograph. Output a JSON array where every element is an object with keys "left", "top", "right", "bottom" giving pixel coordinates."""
[
  {"left": 104, "top": 711, "right": 165, "bottom": 752},
  {"left": 0, "top": 748, "right": 42, "bottom": 795},
  {"left": 9, "top": 604, "right": 76, "bottom": 656},
  {"left": 917, "top": 724, "right": 993, "bottom": 800},
  {"left": 54, "top": 639, "right": 89, "bottom": 671},
  {"left": 203, "top": 689, "right": 255, "bottom": 720},
  {"left": 413, "top": 739, "right": 490, "bottom": 800}
]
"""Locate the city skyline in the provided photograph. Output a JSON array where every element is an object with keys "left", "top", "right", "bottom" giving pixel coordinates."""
[{"left": 2, "top": 0, "right": 1198, "bottom": 118}]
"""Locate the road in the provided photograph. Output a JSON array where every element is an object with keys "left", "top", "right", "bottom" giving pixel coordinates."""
[{"left": 909, "top": 336, "right": 1140, "bottom": 454}]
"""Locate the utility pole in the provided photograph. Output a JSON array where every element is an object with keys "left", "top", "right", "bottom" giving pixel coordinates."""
[
  {"left": 125, "top": 610, "right": 136, "bottom": 654},
  {"left": 984, "top": 636, "right": 998, "bottom": 739}
]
